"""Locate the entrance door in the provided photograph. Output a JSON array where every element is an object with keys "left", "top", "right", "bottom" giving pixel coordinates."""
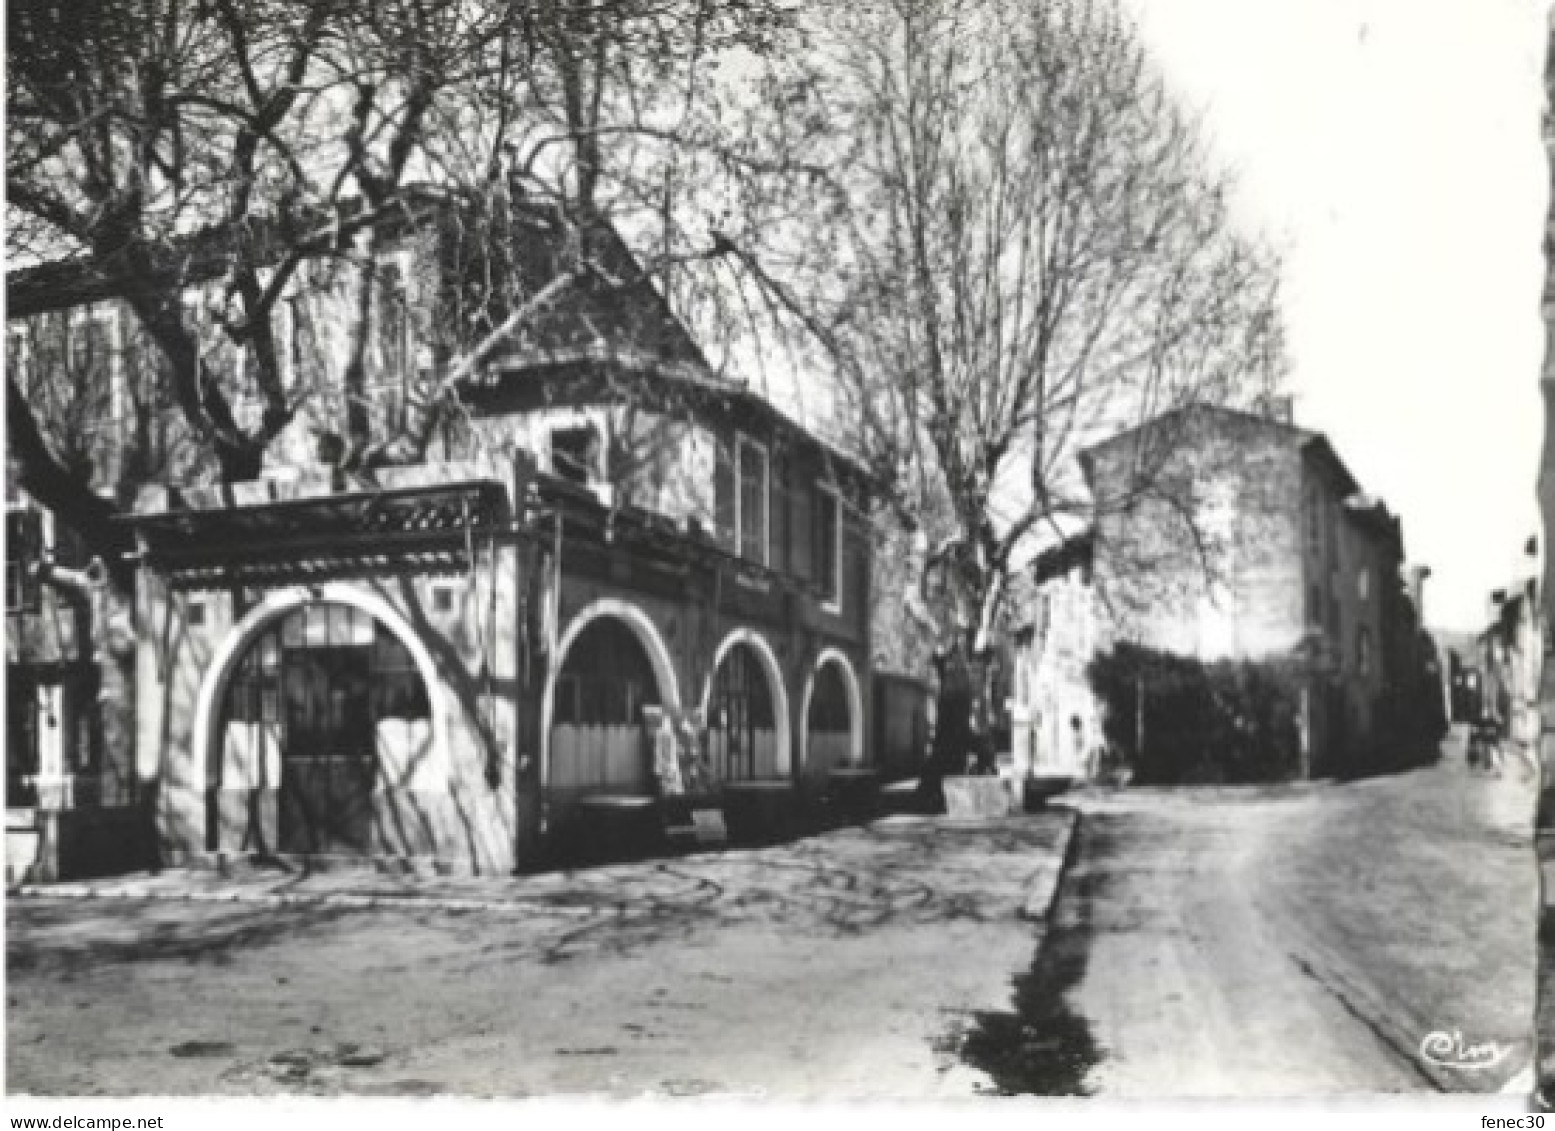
[
  {"left": 219, "top": 602, "right": 428, "bottom": 858},
  {"left": 279, "top": 643, "right": 376, "bottom": 854},
  {"left": 707, "top": 644, "right": 777, "bottom": 782}
]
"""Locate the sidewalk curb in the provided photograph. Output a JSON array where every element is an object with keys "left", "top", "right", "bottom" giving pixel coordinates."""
[
  {"left": 1017, "top": 805, "right": 1081, "bottom": 923},
  {"left": 11, "top": 882, "right": 602, "bottom": 918},
  {"left": 1284, "top": 928, "right": 1528, "bottom": 1095}
]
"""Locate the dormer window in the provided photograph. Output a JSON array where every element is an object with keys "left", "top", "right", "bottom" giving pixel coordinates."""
[{"left": 552, "top": 425, "right": 601, "bottom": 486}]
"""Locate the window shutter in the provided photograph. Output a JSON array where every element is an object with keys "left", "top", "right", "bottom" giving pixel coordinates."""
[
  {"left": 714, "top": 439, "right": 736, "bottom": 551},
  {"left": 771, "top": 456, "right": 790, "bottom": 572},
  {"left": 791, "top": 479, "right": 812, "bottom": 582}
]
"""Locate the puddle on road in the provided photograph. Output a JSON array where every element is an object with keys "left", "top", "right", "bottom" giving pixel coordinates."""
[{"left": 939, "top": 821, "right": 1107, "bottom": 1095}]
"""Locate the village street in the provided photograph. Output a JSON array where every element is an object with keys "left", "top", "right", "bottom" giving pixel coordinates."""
[
  {"left": 7, "top": 728, "right": 1535, "bottom": 1098},
  {"left": 1048, "top": 728, "right": 1536, "bottom": 1097}
]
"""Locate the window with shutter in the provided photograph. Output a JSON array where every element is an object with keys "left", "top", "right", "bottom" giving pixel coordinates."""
[
  {"left": 770, "top": 455, "right": 789, "bottom": 571},
  {"left": 738, "top": 438, "right": 769, "bottom": 564},
  {"left": 791, "top": 475, "right": 812, "bottom": 581},
  {"left": 813, "top": 487, "right": 841, "bottom": 610},
  {"left": 714, "top": 440, "right": 737, "bottom": 550}
]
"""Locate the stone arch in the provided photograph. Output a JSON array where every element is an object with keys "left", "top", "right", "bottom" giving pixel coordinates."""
[
  {"left": 190, "top": 583, "right": 448, "bottom": 797},
  {"left": 541, "top": 599, "right": 681, "bottom": 788},
  {"left": 798, "top": 647, "right": 865, "bottom": 770},
  {"left": 700, "top": 627, "right": 792, "bottom": 776}
]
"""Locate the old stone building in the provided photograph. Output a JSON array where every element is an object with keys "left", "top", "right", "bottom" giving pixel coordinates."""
[
  {"left": 1013, "top": 403, "right": 1423, "bottom": 778},
  {"left": 6, "top": 204, "right": 882, "bottom": 876}
]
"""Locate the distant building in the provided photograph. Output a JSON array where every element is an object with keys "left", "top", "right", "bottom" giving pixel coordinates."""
[
  {"left": 1012, "top": 402, "right": 1429, "bottom": 779},
  {"left": 1480, "top": 572, "right": 1542, "bottom": 760}
]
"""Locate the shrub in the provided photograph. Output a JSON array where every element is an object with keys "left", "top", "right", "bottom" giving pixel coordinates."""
[{"left": 1086, "top": 642, "right": 1305, "bottom": 784}]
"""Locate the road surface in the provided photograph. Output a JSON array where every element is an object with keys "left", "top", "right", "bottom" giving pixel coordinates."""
[{"left": 1044, "top": 739, "right": 1535, "bottom": 1097}]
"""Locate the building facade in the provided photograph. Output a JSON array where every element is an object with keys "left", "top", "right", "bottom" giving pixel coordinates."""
[
  {"left": 6, "top": 205, "right": 880, "bottom": 875},
  {"left": 1013, "top": 403, "right": 1420, "bottom": 778}
]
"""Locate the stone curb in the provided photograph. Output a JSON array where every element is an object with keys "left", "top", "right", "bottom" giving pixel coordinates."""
[
  {"left": 1017, "top": 805, "right": 1081, "bottom": 923},
  {"left": 1279, "top": 921, "right": 1530, "bottom": 1096}
]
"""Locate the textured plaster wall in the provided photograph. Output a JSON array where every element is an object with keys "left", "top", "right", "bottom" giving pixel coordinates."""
[{"left": 1089, "top": 409, "right": 1306, "bottom": 662}]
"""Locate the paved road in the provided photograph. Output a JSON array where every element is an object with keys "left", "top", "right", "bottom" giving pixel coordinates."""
[
  {"left": 1049, "top": 740, "right": 1535, "bottom": 1097},
  {"left": 7, "top": 813, "right": 1073, "bottom": 1098}
]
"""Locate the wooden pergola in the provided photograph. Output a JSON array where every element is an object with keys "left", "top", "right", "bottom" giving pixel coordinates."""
[{"left": 121, "top": 479, "right": 514, "bottom": 590}]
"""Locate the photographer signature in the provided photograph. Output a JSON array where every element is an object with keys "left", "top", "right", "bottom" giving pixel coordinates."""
[{"left": 1419, "top": 1030, "right": 1515, "bottom": 1071}]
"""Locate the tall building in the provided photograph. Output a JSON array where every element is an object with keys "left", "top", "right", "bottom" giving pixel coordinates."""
[{"left": 1012, "top": 403, "right": 1424, "bottom": 779}]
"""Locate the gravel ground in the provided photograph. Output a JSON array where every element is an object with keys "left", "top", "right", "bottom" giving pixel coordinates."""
[{"left": 7, "top": 811, "right": 1074, "bottom": 1098}]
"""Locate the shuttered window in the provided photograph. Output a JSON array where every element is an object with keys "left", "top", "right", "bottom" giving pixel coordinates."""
[
  {"left": 738, "top": 438, "right": 769, "bottom": 565},
  {"left": 790, "top": 478, "right": 812, "bottom": 581},
  {"left": 813, "top": 487, "right": 840, "bottom": 608},
  {"left": 770, "top": 455, "right": 790, "bottom": 573},
  {"left": 714, "top": 440, "right": 737, "bottom": 551}
]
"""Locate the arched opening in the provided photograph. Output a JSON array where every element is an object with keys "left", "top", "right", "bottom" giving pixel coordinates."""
[
  {"left": 547, "top": 616, "right": 662, "bottom": 801},
  {"left": 807, "top": 661, "right": 853, "bottom": 772},
  {"left": 214, "top": 600, "right": 433, "bottom": 857},
  {"left": 704, "top": 635, "right": 789, "bottom": 782},
  {"left": 799, "top": 649, "right": 864, "bottom": 786}
]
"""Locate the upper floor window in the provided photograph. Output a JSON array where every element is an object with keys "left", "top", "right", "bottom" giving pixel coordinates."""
[
  {"left": 6, "top": 508, "right": 42, "bottom": 615},
  {"left": 373, "top": 255, "right": 411, "bottom": 386},
  {"left": 70, "top": 308, "right": 122, "bottom": 427},
  {"left": 184, "top": 292, "right": 265, "bottom": 429},
  {"left": 737, "top": 436, "right": 769, "bottom": 566},
  {"left": 369, "top": 254, "right": 413, "bottom": 432},
  {"left": 1357, "top": 567, "right": 1370, "bottom": 602},
  {"left": 813, "top": 484, "right": 842, "bottom": 610},
  {"left": 1357, "top": 626, "right": 1373, "bottom": 676}
]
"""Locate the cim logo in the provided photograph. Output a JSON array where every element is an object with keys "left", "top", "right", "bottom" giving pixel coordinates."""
[{"left": 1418, "top": 1030, "right": 1516, "bottom": 1072}]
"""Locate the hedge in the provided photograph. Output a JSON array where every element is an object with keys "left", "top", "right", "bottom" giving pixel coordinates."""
[{"left": 1086, "top": 642, "right": 1305, "bottom": 784}]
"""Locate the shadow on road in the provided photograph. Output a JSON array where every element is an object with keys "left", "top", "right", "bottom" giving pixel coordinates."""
[{"left": 942, "top": 817, "right": 1104, "bottom": 1095}]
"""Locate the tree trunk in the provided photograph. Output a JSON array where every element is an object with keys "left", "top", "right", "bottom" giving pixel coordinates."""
[{"left": 918, "top": 642, "right": 997, "bottom": 811}]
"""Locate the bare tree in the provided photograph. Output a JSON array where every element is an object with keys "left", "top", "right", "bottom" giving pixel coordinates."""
[
  {"left": 5, "top": 0, "right": 824, "bottom": 820},
  {"left": 6, "top": 0, "right": 823, "bottom": 552},
  {"left": 740, "top": 0, "right": 1287, "bottom": 783}
]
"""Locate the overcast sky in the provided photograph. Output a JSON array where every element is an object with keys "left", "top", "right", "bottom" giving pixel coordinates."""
[{"left": 1122, "top": 0, "right": 1549, "bottom": 633}]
